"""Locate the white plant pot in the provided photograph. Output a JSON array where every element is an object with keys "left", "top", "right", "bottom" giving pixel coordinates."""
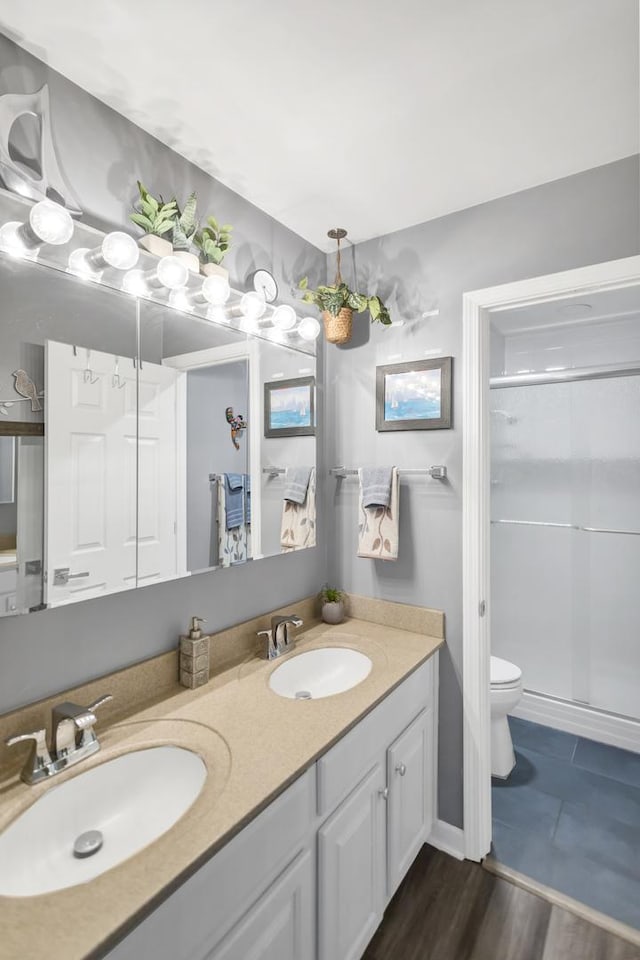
[
  {"left": 173, "top": 250, "right": 200, "bottom": 275},
  {"left": 201, "top": 262, "right": 229, "bottom": 280},
  {"left": 138, "top": 234, "right": 172, "bottom": 258},
  {"left": 321, "top": 601, "right": 345, "bottom": 625}
]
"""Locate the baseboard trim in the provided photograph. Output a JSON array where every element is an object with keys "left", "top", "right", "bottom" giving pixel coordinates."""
[
  {"left": 483, "top": 856, "right": 640, "bottom": 948},
  {"left": 427, "top": 819, "right": 465, "bottom": 860},
  {"left": 513, "top": 691, "right": 640, "bottom": 754}
]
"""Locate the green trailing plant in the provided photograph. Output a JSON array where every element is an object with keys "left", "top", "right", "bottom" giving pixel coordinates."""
[
  {"left": 298, "top": 277, "right": 391, "bottom": 326},
  {"left": 129, "top": 181, "right": 178, "bottom": 238},
  {"left": 195, "top": 215, "right": 233, "bottom": 264},
  {"left": 172, "top": 191, "right": 199, "bottom": 252},
  {"left": 319, "top": 585, "right": 346, "bottom": 605}
]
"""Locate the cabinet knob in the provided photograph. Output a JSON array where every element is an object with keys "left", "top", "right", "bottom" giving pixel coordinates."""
[
  {"left": 395, "top": 763, "right": 407, "bottom": 777},
  {"left": 378, "top": 787, "right": 389, "bottom": 800}
]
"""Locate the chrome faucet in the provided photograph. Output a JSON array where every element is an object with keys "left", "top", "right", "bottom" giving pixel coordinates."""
[
  {"left": 5, "top": 694, "right": 112, "bottom": 785},
  {"left": 258, "top": 615, "right": 303, "bottom": 660}
]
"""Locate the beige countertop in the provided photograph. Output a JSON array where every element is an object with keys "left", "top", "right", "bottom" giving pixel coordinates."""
[{"left": 0, "top": 615, "right": 443, "bottom": 960}]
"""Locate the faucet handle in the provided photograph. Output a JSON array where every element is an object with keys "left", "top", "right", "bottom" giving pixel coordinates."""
[
  {"left": 5, "top": 728, "right": 52, "bottom": 784},
  {"left": 87, "top": 694, "right": 113, "bottom": 714}
]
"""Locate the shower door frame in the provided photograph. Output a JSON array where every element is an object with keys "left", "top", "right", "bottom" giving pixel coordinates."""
[{"left": 461, "top": 254, "right": 640, "bottom": 862}]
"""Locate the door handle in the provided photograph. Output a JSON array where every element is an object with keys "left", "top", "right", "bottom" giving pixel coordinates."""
[
  {"left": 395, "top": 763, "right": 407, "bottom": 777},
  {"left": 378, "top": 787, "right": 389, "bottom": 800},
  {"left": 53, "top": 568, "right": 90, "bottom": 586}
]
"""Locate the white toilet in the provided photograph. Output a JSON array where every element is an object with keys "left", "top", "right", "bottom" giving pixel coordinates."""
[{"left": 490, "top": 655, "right": 523, "bottom": 779}]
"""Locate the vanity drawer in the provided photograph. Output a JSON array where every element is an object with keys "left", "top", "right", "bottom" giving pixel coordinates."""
[
  {"left": 316, "top": 658, "right": 433, "bottom": 817},
  {"left": 106, "top": 766, "right": 316, "bottom": 960}
]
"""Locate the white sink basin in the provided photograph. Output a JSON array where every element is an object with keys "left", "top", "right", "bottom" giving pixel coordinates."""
[
  {"left": 0, "top": 745, "right": 206, "bottom": 897},
  {"left": 269, "top": 647, "right": 372, "bottom": 700}
]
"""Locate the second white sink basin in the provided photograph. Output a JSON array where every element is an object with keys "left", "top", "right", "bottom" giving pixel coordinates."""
[
  {"left": 269, "top": 647, "right": 372, "bottom": 700},
  {"left": 0, "top": 745, "right": 207, "bottom": 897}
]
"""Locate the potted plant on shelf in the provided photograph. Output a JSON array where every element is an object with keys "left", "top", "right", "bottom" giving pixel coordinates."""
[
  {"left": 319, "top": 586, "right": 347, "bottom": 624},
  {"left": 129, "top": 181, "right": 178, "bottom": 258},
  {"left": 194, "top": 215, "right": 233, "bottom": 279},
  {"left": 171, "top": 191, "right": 199, "bottom": 274},
  {"left": 298, "top": 229, "right": 391, "bottom": 344}
]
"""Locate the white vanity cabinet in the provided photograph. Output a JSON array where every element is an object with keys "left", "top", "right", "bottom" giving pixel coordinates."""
[{"left": 105, "top": 655, "right": 437, "bottom": 960}]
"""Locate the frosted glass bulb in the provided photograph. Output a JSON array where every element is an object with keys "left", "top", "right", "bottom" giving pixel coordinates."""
[
  {"left": 0, "top": 221, "right": 30, "bottom": 255},
  {"left": 156, "top": 256, "right": 188, "bottom": 290},
  {"left": 68, "top": 248, "right": 96, "bottom": 275},
  {"left": 122, "top": 269, "right": 148, "bottom": 297},
  {"left": 101, "top": 232, "right": 139, "bottom": 270},
  {"left": 240, "top": 291, "right": 266, "bottom": 320},
  {"left": 202, "top": 274, "right": 231, "bottom": 305},
  {"left": 298, "top": 316, "right": 321, "bottom": 341},
  {"left": 29, "top": 200, "right": 74, "bottom": 245},
  {"left": 206, "top": 305, "right": 229, "bottom": 324},
  {"left": 272, "top": 304, "right": 297, "bottom": 330},
  {"left": 168, "top": 288, "right": 193, "bottom": 312}
]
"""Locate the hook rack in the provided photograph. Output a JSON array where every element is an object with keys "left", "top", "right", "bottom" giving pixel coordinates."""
[{"left": 330, "top": 465, "right": 447, "bottom": 481}]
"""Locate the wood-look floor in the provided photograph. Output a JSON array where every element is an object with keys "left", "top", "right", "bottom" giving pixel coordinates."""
[{"left": 363, "top": 845, "right": 640, "bottom": 960}]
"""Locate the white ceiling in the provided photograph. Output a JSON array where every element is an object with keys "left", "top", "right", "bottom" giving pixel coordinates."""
[{"left": 0, "top": 0, "right": 638, "bottom": 250}]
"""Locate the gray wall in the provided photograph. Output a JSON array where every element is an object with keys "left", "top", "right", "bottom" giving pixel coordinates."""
[
  {"left": 326, "top": 155, "right": 640, "bottom": 828},
  {"left": 0, "top": 34, "right": 327, "bottom": 714}
]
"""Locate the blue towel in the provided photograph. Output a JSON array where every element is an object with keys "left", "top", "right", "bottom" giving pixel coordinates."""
[
  {"left": 360, "top": 466, "right": 393, "bottom": 508},
  {"left": 284, "top": 466, "right": 312, "bottom": 505},
  {"left": 225, "top": 474, "right": 245, "bottom": 529},
  {"left": 244, "top": 473, "right": 251, "bottom": 525}
]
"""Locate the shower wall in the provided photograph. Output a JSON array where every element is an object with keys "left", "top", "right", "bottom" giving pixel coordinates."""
[{"left": 490, "top": 320, "right": 640, "bottom": 724}]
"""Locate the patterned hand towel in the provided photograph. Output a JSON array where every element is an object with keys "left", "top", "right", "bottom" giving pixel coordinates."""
[
  {"left": 281, "top": 468, "right": 316, "bottom": 552},
  {"left": 218, "top": 477, "right": 249, "bottom": 567},
  {"left": 357, "top": 467, "right": 399, "bottom": 561},
  {"left": 284, "top": 466, "right": 312, "bottom": 504},
  {"left": 244, "top": 473, "right": 251, "bottom": 525},
  {"left": 224, "top": 473, "right": 245, "bottom": 529},
  {"left": 359, "top": 466, "right": 393, "bottom": 507}
]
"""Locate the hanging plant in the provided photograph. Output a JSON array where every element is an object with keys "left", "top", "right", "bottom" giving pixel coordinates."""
[{"left": 297, "top": 229, "right": 391, "bottom": 344}]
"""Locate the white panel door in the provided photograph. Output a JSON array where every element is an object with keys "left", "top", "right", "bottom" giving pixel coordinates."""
[
  {"left": 387, "top": 708, "right": 433, "bottom": 898},
  {"left": 136, "top": 360, "right": 181, "bottom": 586},
  {"left": 207, "top": 851, "right": 314, "bottom": 960},
  {"left": 45, "top": 341, "right": 137, "bottom": 605},
  {"left": 318, "top": 763, "right": 386, "bottom": 960}
]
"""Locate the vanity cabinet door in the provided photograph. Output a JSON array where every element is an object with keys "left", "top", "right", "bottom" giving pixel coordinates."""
[
  {"left": 318, "top": 763, "right": 386, "bottom": 960},
  {"left": 206, "top": 850, "right": 314, "bottom": 960},
  {"left": 386, "top": 707, "right": 433, "bottom": 898}
]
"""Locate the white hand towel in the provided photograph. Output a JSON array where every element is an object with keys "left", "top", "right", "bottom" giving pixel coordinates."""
[
  {"left": 357, "top": 467, "right": 399, "bottom": 561},
  {"left": 281, "top": 468, "right": 316, "bottom": 552}
]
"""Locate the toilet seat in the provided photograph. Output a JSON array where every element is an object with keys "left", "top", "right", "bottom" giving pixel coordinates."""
[{"left": 490, "top": 656, "right": 522, "bottom": 687}]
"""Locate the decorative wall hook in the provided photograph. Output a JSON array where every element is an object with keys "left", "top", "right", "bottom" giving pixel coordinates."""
[
  {"left": 112, "top": 358, "right": 126, "bottom": 389},
  {"left": 225, "top": 406, "right": 247, "bottom": 450},
  {"left": 82, "top": 350, "right": 100, "bottom": 385}
]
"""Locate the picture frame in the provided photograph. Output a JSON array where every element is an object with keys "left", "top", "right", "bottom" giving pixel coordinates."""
[
  {"left": 264, "top": 376, "right": 315, "bottom": 438},
  {"left": 376, "top": 357, "right": 452, "bottom": 431}
]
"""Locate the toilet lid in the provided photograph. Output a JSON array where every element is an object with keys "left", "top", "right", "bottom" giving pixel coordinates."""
[{"left": 490, "top": 656, "right": 522, "bottom": 685}]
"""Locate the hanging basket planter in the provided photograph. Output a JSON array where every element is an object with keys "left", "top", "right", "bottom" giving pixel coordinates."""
[
  {"left": 298, "top": 228, "right": 392, "bottom": 346},
  {"left": 323, "top": 307, "right": 353, "bottom": 345}
]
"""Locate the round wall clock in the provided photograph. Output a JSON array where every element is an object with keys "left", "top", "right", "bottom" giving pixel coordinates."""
[{"left": 248, "top": 269, "right": 278, "bottom": 303}]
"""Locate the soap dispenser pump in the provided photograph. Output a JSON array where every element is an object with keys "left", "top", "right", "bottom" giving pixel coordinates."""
[{"left": 179, "top": 616, "right": 211, "bottom": 689}]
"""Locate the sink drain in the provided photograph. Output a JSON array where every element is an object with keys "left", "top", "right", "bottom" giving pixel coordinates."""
[
  {"left": 73, "top": 829, "right": 104, "bottom": 859},
  {"left": 294, "top": 690, "right": 312, "bottom": 700}
]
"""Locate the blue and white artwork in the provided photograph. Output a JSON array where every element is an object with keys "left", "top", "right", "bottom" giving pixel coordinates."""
[
  {"left": 269, "top": 384, "right": 312, "bottom": 429},
  {"left": 384, "top": 368, "right": 442, "bottom": 421}
]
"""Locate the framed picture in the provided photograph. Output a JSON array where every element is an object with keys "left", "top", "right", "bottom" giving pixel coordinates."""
[
  {"left": 376, "top": 357, "right": 452, "bottom": 431},
  {"left": 264, "top": 376, "right": 315, "bottom": 438}
]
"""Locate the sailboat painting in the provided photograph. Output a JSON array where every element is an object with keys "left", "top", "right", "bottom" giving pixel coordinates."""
[
  {"left": 264, "top": 376, "right": 315, "bottom": 438},
  {"left": 376, "top": 358, "right": 452, "bottom": 431}
]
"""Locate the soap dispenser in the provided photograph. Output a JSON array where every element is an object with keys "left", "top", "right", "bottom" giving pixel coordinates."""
[{"left": 179, "top": 616, "right": 210, "bottom": 689}]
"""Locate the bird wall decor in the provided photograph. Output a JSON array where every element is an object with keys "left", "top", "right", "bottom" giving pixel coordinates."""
[
  {"left": 225, "top": 406, "right": 247, "bottom": 450},
  {"left": 12, "top": 370, "right": 42, "bottom": 412}
]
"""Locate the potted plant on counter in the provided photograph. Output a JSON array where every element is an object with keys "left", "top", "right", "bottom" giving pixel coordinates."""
[
  {"left": 195, "top": 215, "right": 233, "bottom": 279},
  {"left": 130, "top": 181, "right": 178, "bottom": 258},
  {"left": 319, "top": 586, "right": 347, "bottom": 624},
  {"left": 171, "top": 191, "right": 199, "bottom": 274}
]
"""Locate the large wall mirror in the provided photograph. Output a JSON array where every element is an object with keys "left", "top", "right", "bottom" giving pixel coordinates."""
[{"left": 0, "top": 203, "right": 317, "bottom": 618}]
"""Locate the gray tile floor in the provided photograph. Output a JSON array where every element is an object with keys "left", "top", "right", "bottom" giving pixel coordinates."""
[{"left": 491, "top": 717, "right": 640, "bottom": 931}]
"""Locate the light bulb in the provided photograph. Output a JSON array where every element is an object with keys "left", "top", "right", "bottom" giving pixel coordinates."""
[
  {"left": 206, "top": 305, "right": 229, "bottom": 324},
  {"left": 202, "top": 274, "right": 231, "bottom": 306},
  {"left": 240, "top": 291, "right": 266, "bottom": 320},
  {"left": 100, "top": 232, "right": 139, "bottom": 270},
  {"left": 29, "top": 200, "right": 74, "bottom": 245},
  {"left": 122, "top": 269, "right": 148, "bottom": 297},
  {"left": 0, "top": 221, "right": 31, "bottom": 256},
  {"left": 272, "top": 304, "right": 297, "bottom": 330},
  {"left": 152, "top": 256, "right": 188, "bottom": 290},
  {"left": 298, "top": 316, "right": 321, "bottom": 341},
  {"left": 68, "top": 247, "right": 98, "bottom": 276},
  {"left": 168, "top": 288, "right": 193, "bottom": 312}
]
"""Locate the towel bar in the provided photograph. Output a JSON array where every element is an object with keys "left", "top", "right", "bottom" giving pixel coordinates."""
[{"left": 330, "top": 465, "right": 447, "bottom": 481}]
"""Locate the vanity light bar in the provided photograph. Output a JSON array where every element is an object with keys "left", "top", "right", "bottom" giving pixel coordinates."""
[{"left": 330, "top": 465, "right": 448, "bottom": 481}]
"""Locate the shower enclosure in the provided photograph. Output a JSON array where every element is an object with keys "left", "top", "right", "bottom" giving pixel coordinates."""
[{"left": 490, "top": 363, "right": 640, "bottom": 731}]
